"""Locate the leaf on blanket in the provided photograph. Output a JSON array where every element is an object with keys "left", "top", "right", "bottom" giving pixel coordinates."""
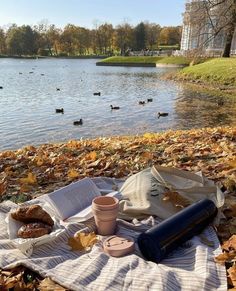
[
  {"left": 68, "top": 232, "right": 98, "bottom": 251},
  {"left": 162, "top": 191, "right": 190, "bottom": 208},
  {"left": 19, "top": 172, "right": 37, "bottom": 185},
  {"left": 38, "top": 278, "right": 67, "bottom": 291}
]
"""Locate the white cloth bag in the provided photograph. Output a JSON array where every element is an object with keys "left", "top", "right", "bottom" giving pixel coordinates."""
[{"left": 119, "top": 165, "right": 224, "bottom": 221}]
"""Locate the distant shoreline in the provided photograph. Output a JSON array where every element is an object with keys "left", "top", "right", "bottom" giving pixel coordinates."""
[{"left": 0, "top": 55, "right": 107, "bottom": 60}]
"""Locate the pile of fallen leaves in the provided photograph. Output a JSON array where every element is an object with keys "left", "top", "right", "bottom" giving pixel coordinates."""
[{"left": 0, "top": 126, "right": 235, "bottom": 290}]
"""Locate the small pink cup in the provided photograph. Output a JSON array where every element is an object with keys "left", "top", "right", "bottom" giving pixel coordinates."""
[{"left": 92, "top": 196, "right": 119, "bottom": 236}]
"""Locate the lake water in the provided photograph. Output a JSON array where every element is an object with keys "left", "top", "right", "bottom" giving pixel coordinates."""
[{"left": 0, "top": 58, "right": 235, "bottom": 151}]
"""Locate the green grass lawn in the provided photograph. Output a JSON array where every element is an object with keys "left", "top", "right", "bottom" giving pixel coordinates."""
[
  {"left": 99, "top": 56, "right": 163, "bottom": 63},
  {"left": 177, "top": 58, "right": 236, "bottom": 86},
  {"left": 156, "top": 56, "right": 191, "bottom": 65},
  {"left": 100, "top": 56, "right": 194, "bottom": 65}
]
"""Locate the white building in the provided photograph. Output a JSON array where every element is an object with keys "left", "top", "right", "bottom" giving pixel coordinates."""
[{"left": 180, "top": 0, "right": 236, "bottom": 55}]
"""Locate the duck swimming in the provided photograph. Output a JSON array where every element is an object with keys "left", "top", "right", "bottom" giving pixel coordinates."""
[
  {"left": 138, "top": 101, "right": 145, "bottom": 105},
  {"left": 73, "top": 119, "right": 83, "bottom": 125},
  {"left": 55, "top": 108, "right": 64, "bottom": 113},
  {"left": 157, "top": 112, "right": 168, "bottom": 118},
  {"left": 147, "top": 98, "right": 153, "bottom": 102},
  {"left": 110, "top": 105, "right": 120, "bottom": 110},
  {"left": 93, "top": 92, "right": 101, "bottom": 96}
]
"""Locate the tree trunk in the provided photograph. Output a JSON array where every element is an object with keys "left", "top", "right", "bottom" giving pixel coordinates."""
[
  {"left": 222, "top": 0, "right": 236, "bottom": 58},
  {"left": 222, "top": 26, "right": 235, "bottom": 57}
]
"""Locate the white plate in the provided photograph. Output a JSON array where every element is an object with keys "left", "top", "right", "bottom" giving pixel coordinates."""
[{"left": 5, "top": 207, "right": 65, "bottom": 256}]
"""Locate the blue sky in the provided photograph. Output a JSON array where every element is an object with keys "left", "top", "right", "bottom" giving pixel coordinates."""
[{"left": 0, "top": 0, "right": 186, "bottom": 28}]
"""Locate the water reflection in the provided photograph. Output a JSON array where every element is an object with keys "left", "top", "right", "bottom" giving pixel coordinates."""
[
  {"left": 174, "top": 89, "right": 236, "bottom": 129},
  {"left": 0, "top": 58, "right": 235, "bottom": 151}
]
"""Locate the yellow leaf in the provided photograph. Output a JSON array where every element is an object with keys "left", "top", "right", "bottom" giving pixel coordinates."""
[
  {"left": 39, "top": 278, "right": 66, "bottom": 291},
  {"left": 34, "top": 156, "right": 44, "bottom": 166},
  {"left": 68, "top": 169, "right": 79, "bottom": 179},
  {"left": 85, "top": 151, "right": 97, "bottom": 161},
  {"left": 228, "top": 159, "right": 236, "bottom": 169},
  {"left": 162, "top": 191, "right": 190, "bottom": 208},
  {"left": 68, "top": 232, "right": 98, "bottom": 251},
  {"left": 143, "top": 133, "right": 156, "bottom": 139},
  {"left": 19, "top": 172, "right": 37, "bottom": 185}
]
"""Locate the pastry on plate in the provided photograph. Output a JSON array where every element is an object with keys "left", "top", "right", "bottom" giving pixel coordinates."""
[
  {"left": 17, "top": 222, "right": 52, "bottom": 238},
  {"left": 11, "top": 205, "right": 54, "bottom": 226}
]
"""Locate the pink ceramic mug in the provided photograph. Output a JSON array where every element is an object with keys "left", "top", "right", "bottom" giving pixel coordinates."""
[{"left": 92, "top": 196, "right": 119, "bottom": 236}]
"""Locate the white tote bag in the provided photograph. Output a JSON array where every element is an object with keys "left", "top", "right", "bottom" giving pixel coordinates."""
[{"left": 118, "top": 165, "right": 224, "bottom": 221}]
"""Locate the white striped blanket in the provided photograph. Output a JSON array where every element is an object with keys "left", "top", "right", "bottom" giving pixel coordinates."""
[{"left": 0, "top": 178, "right": 227, "bottom": 291}]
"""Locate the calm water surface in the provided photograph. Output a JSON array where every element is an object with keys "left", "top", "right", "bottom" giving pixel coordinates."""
[{"left": 0, "top": 58, "right": 235, "bottom": 151}]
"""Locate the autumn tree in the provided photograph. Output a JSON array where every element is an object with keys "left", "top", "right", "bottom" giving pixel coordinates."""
[
  {"left": 183, "top": 0, "right": 236, "bottom": 57},
  {"left": 210, "top": 0, "right": 236, "bottom": 57},
  {"left": 97, "top": 23, "right": 114, "bottom": 54},
  {"left": 77, "top": 27, "right": 91, "bottom": 55},
  {"left": 145, "top": 22, "right": 161, "bottom": 50},
  {"left": 59, "top": 24, "right": 80, "bottom": 55},
  {"left": 45, "top": 25, "right": 61, "bottom": 56},
  {"left": 35, "top": 21, "right": 61, "bottom": 56},
  {"left": 159, "top": 26, "right": 182, "bottom": 46},
  {"left": 114, "top": 23, "right": 134, "bottom": 55},
  {"left": 134, "top": 22, "right": 146, "bottom": 50},
  {"left": 6, "top": 25, "right": 38, "bottom": 55},
  {"left": 0, "top": 28, "right": 6, "bottom": 54}
]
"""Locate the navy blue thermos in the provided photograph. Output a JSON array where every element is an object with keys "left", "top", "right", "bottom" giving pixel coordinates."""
[{"left": 137, "top": 198, "right": 218, "bottom": 263}]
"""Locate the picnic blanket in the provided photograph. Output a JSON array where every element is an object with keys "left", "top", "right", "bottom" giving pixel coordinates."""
[{"left": 0, "top": 177, "right": 227, "bottom": 291}]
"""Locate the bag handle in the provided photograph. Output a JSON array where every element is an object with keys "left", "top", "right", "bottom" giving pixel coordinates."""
[{"left": 151, "top": 165, "right": 205, "bottom": 191}]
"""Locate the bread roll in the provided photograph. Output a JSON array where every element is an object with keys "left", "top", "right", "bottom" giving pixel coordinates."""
[
  {"left": 17, "top": 222, "right": 52, "bottom": 238},
  {"left": 11, "top": 205, "right": 54, "bottom": 226}
]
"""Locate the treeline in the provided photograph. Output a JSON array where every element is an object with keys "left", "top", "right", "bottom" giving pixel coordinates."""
[{"left": 0, "top": 21, "right": 181, "bottom": 56}]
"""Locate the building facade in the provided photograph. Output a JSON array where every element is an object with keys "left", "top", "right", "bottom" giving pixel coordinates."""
[{"left": 180, "top": 0, "right": 236, "bottom": 55}]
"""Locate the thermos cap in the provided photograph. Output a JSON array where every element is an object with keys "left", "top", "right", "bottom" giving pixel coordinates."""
[{"left": 103, "top": 235, "right": 135, "bottom": 257}]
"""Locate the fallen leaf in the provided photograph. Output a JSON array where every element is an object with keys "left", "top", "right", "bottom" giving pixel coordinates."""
[
  {"left": 162, "top": 191, "right": 190, "bottom": 208},
  {"left": 67, "top": 169, "right": 79, "bottom": 179},
  {"left": 68, "top": 232, "right": 98, "bottom": 251},
  {"left": 222, "top": 235, "right": 236, "bottom": 251},
  {"left": 85, "top": 151, "right": 97, "bottom": 161},
  {"left": 19, "top": 172, "right": 37, "bottom": 185},
  {"left": 38, "top": 278, "right": 66, "bottom": 291},
  {"left": 0, "top": 179, "right": 7, "bottom": 196},
  {"left": 228, "top": 160, "right": 236, "bottom": 169},
  {"left": 215, "top": 252, "right": 236, "bottom": 265},
  {"left": 228, "top": 265, "right": 236, "bottom": 287},
  {"left": 141, "top": 152, "right": 154, "bottom": 161}
]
